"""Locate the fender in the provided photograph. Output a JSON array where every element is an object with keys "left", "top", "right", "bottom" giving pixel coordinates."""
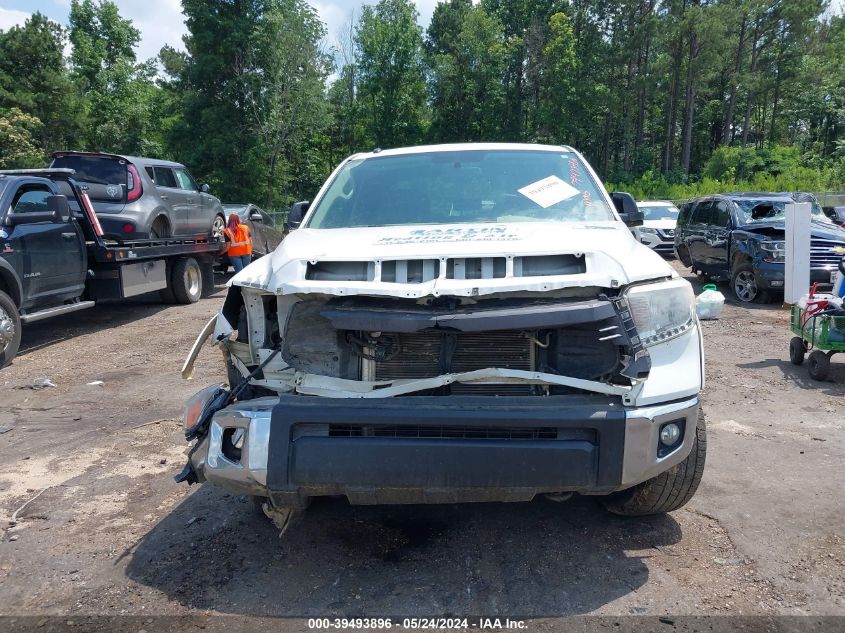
[{"left": 0, "top": 258, "right": 23, "bottom": 307}]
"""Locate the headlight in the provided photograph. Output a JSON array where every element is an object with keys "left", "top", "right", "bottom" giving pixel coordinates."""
[
  {"left": 760, "top": 240, "right": 785, "bottom": 262},
  {"left": 183, "top": 384, "right": 229, "bottom": 439},
  {"left": 625, "top": 278, "right": 695, "bottom": 346}
]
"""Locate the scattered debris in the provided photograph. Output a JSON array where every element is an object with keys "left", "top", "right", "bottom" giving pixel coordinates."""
[
  {"left": 0, "top": 426, "right": 12, "bottom": 434},
  {"left": 159, "top": 457, "right": 167, "bottom": 465},
  {"left": 9, "top": 535, "right": 18, "bottom": 542},
  {"left": 17, "top": 377, "right": 56, "bottom": 390},
  {"left": 86, "top": 380, "right": 104, "bottom": 386},
  {"left": 714, "top": 557, "right": 744, "bottom": 566},
  {"left": 128, "top": 418, "right": 168, "bottom": 431},
  {"left": 9, "top": 487, "right": 50, "bottom": 526}
]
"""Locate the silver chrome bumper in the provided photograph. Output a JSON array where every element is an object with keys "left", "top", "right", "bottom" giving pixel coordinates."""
[{"left": 188, "top": 395, "right": 700, "bottom": 500}]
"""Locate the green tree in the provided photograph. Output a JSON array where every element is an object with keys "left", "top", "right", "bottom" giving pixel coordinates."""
[
  {"left": 427, "top": 3, "right": 507, "bottom": 142},
  {"left": 68, "top": 0, "right": 163, "bottom": 154},
  {"left": 0, "top": 13, "right": 83, "bottom": 156},
  {"left": 173, "top": 0, "right": 267, "bottom": 201},
  {"left": 240, "top": 0, "right": 332, "bottom": 207},
  {"left": 355, "top": 0, "right": 428, "bottom": 148},
  {"left": 0, "top": 108, "right": 44, "bottom": 168}
]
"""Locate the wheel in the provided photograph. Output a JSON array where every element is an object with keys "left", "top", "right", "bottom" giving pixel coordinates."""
[
  {"left": 150, "top": 216, "right": 171, "bottom": 239},
  {"left": 211, "top": 214, "right": 226, "bottom": 242},
  {"left": 789, "top": 337, "right": 806, "bottom": 366},
  {"left": 807, "top": 350, "right": 831, "bottom": 381},
  {"left": 602, "top": 409, "right": 706, "bottom": 516},
  {"left": 0, "top": 290, "right": 22, "bottom": 368},
  {"left": 171, "top": 257, "right": 202, "bottom": 304},
  {"left": 677, "top": 245, "right": 692, "bottom": 267},
  {"left": 731, "top": 262, "right": 768, "bottom": 303}
]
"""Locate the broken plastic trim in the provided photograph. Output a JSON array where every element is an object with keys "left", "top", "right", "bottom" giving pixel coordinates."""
[{"left": 293, "top": 367, "right": 635, "bottom": 401}]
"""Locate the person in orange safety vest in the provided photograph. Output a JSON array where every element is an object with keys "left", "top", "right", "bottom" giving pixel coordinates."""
[{"left": 223, "top": 213, "right": 253, "bottom": 273}]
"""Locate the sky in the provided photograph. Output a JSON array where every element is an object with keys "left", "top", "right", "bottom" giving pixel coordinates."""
[{"left": 0, "top": 0, "right": 441, "bottom": 62}]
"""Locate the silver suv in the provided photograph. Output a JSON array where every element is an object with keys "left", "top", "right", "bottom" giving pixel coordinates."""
[{"left": 50, "top": 152, "right": 225, "bottom": 241}]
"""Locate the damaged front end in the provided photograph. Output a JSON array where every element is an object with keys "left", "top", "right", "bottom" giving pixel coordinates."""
[{"left": 178, "top": 273, "right": 702, "bottom": 506}]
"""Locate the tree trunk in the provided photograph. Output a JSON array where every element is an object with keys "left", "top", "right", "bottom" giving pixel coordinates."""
[
  {"left": 722, "top": 14, "right": 747, "bottom": 145},
  {"left": 741, "top": 19, "right": 761, "bottom": 146},
  {"left": 680, "top": 10, "right": 700, "bottom": 174}
]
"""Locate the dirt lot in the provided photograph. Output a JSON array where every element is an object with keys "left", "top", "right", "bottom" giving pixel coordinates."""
[{"left": 0, "top": 264, "right": 843, "bottom": 627}]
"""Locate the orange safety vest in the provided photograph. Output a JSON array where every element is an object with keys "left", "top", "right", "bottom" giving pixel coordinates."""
[{"left": 225, "top": 224, "right": 252, "bottom": 256}]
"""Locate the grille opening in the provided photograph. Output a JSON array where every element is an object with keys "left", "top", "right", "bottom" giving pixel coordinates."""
[
  {"left": 382, "top": 259, "right": 440, "bottom": 283},
  {"left": 306, "top": 261, "right": 374, "bottom": 282},
  {"left": 514, "top": 254, "right": 586, "bottom": 277},
  {"left": 374, "top": 330, "right": 533, "bottom": 396},
  {"left": 446, "top": 257, "right": 507, "bottom": 279},
  {"left": 328, "top": 425, "right": 566, "bottom": 440}
]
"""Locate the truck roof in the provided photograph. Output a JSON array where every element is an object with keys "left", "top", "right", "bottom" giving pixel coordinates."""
[{"left": 348, "top": 142, "right": 577, "bottom": 161}]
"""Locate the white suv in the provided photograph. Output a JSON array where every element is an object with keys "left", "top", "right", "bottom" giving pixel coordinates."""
[
  {"left": 178, "top": 144, "right": 705, "bottom": 527},
  {"left": 632, "top": 200, "right": 680, "bottom": 257}
]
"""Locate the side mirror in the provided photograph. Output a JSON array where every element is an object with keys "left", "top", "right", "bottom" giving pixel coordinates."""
[
  {"left": 611, "top": 192, "right": 644, "bottom": 227},
  {"left": 6, "top": 211, "right": 57, "bottom": 226},
  {"left": 47, "top": 195, "right": 71, "bottom": 222},
  {"left": 286, "top": 201, "right": 310, "bottom": 231},
  {"left": 249, "top": 210, "right": 263, "bottom": 222},
  {"left": 833, "top": 207, "right": 845, "bottom": 224},
  {"left": 200, "top": 183, "right": 210, "bottom": 193}
]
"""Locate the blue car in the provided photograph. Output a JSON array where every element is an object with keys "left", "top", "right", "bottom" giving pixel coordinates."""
[{"left": 675, "top": 192, "right": 845, "bottom": 302}]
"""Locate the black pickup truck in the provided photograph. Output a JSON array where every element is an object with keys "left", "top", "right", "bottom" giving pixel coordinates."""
[{"left": 0, "top": 169, "right": 225, "bottom": 367}]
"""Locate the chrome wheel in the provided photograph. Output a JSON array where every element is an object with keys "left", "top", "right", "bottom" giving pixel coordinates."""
[
  {"left": 733, "top": 270, "right": 758, "bottom": 302},
  {"left": 0, "top": 305, "right": 14, "bottom": 351},
  {"left": 186, "top": 265, "right": 201, "bottom": 299},
  {"left": 211, "top": 215, "right": 225, "bottom": 241}
]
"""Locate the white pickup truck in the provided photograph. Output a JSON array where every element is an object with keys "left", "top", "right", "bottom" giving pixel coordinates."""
[{"left": 178, "top": 143, "right": 705, "bottom": 528}]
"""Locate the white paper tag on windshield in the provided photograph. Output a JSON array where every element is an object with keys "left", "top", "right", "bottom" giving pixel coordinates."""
[{"left": 518, "top": 175, "right": 580, "bottom": 208}]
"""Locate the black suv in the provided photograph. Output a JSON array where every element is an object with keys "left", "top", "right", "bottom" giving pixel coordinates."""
[{"left": 675, "top": 192, "right": 845, "bottom": 302}]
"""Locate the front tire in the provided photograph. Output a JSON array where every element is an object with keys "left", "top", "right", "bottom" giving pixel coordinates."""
[
  {"left": 602, "top": 409, "right": 707, "bottom": 516},
  {"left": 732, "top": 262, "right": 768, "bottom": 303},
  {"left": 211, "top": 215, "right": 226, "bottom": 242},
  {"left": 789, "top": 337, "right": 806, "bottom": 366},
  {"left": 0, "top": 290, "right": 22, "bottom": 368}
]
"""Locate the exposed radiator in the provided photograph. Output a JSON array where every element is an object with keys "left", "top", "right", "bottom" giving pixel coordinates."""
[{"left": 374, "top": 330, "right": 533, "bottom": 395}]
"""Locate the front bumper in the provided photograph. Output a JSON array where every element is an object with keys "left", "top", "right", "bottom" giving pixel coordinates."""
[
  {"left": 636, "top": 233, "right": 675, "bottom": 256},
  {"left": 753, "top": 261, "right": 838, "bottom": 290},
  {"left": 187, "top": 394, "right": 700, "bottom": 506}
]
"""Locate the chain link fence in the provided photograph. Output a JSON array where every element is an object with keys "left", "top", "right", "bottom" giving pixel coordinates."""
[
  {"left": 265, "top": 208, "right": 290, "bottom": 228},
  {"left": 815, "top": 192, "right": 845, "bottom": 209}
]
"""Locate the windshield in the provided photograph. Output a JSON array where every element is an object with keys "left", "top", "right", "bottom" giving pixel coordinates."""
[
  {"left": 307, "top": 150, "right": 615, "bottom": 229},
  {"left": 734, "top": 197, "right": 830, "bottom": 224},
  {"left": 638, "top": 204, "right": 678, "bottom": 221},
  {"left": 51, "top": 155, "right": 126, "bottom": 186}
]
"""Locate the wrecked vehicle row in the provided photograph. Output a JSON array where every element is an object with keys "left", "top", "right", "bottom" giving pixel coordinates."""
[{"left": 178, "top": 143, "right": 706, "bottom": 526}]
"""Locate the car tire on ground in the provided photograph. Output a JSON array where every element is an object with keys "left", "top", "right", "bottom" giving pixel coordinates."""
[
  {"left": 602, "top": 409, "right": 706, "bottom": 516},
  {"left": 732, "top": 262, "right": 769, "bottom": 303},
  {"left": 807, "top": 350, "right": 831, "bottom": 381},
  {"left": 0, "top": 290, "right": 22, "bottom": 368},
  {"left": 789, "top": 337, "right": 807, "bottom": 366},
  {"left": 171, "top": 257, "right": 202, "bottom": 304}
]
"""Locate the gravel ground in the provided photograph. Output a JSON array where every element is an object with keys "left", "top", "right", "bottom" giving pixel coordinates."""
[{"left": 0, "top": 264, "right": 842, "bottom": 628}]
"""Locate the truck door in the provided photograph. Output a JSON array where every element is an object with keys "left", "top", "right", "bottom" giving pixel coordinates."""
[
  {"left": 153, "top": 167, "right": 190, "bottom": 235},
  {"left": 705, "top": 198, "right": 732, "bottom": 275},
  {"left": 686, "top": 199, "right": 713, "bottom": 272},
  {"left": 6, "top": 184, "right": 86, "bottom": 309}
]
